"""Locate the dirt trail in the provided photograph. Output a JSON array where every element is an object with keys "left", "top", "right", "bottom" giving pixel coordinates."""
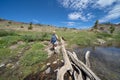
[
  {"left": 23, "top": 41, "right": 67, "bottom": 80},
  {"left": 43, "top": 41, "right": 61, "bottom": 57}
]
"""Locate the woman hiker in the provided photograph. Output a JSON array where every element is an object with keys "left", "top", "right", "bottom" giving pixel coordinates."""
[{"left": 50, "top": 31, "right": 58, "bottom": 51}]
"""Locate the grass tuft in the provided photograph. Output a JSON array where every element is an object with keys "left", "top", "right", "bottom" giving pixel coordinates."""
[{"left": 20, "top": 42, "right": 47, "bottom": 66}]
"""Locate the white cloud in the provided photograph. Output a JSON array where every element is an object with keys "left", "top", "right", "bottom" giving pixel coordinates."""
[
  {"left": 95, "top": 0, "right": 117, "bottom": 8},
  {"left": 62, "top": 21, "right": 75, "bottom": 26},
  {"left": 87, "top": 13, "right": 94, "bottom": 19},
  {"left": 68, "top": 12, "right": 87, "bottom": 21},
  {"left": 67, "top": 22, "right": 75, "bottom": 26},
  {"left": 58, "top": 0, "right": 95, "bottom": 21},
  {"left": 58, "top": 0, "right": 93, "bottom": 11},
  {"left": 99, "top": 4, "right": 120, "bottom": 22},
  {"left": 58, "top": 0, "right": 120, "bottom": 23},
  {"left": 32, "top": 19, "right": 39, "bottom": 23},
  {"left": 68, "top": 12, "right": 94, "bottom": 21}
]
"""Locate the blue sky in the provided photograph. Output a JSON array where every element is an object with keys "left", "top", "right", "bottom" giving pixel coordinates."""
[{"left": 0, "top": 0, "right": 120, "bottom": 29}]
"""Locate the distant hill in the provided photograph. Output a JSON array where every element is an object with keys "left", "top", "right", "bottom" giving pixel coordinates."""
[
  {"left": 0, "top": 18, "right": 79, "bottom": 33},
  {"left": 98, "top": 23, "right": 120, "bottom": 31},
  {"left": 0, "top": 18, "right": 60, "bottom": 32},
  {"left": 92, "top": 21, "right": 120, "bottom": 33}
]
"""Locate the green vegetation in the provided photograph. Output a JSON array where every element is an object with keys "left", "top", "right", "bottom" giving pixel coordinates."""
[
  {"left": 113, "top": 31, "right": 120, "bottom": 41},
  {"left": 8, "top": 21, "right": 12, "bottom": 24},
  {"left": 0, "top": 48, "right": 11, "bottom": 62},
  {"left": 28, "top": 22, "right": 33, "bottom": 30},
  {"left": 0, "top": 29, "right": 17, "bottom": 37},
  {"left": 57, "top": 30, "right": 96, "bottom": 47},
  {"left": 93, "top": 20, "right": 99, "bottom": 29},
  {"left": 21, "top": 32, "right": 51, "bottom": 42},
  {"left": 109, "top": 25, "right": 115, "bottom": 34},
  {"left": 20, "top": 42, "right": 47, "bottom": 66},
  {"left": 0, "top": 36, "right": 21, "bottom": 48},
  {"left": 18, "top": 42, "right": 47, "bottom": 79},
  {"left": 0, "top": 20, "right": 120, "bottom": 80},
  {"left": 96, "top": 32, "right": 112, "bottom": 39}
]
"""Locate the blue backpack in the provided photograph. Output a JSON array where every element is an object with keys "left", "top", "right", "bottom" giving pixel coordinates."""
[{"left": 51, "top": 34, "right": 57, "bottom": 44}]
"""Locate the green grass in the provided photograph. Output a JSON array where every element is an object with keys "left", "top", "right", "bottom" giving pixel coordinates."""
[
  {"left": 96, "top": 32, "right": 112, "bottom": 39},
  {"left": 113, "top": 31, "right": 120, "bottom": 41},
  {"left": 20, "top": 42, "right": 47, "bottom": 66},
  {"left": 57, "top": 30, "right": 97, "bottom": 47},
  {"left": 21, "top": 32, "right": 51, "bottom": 42},
  {"left": 0, "top": 48, "right": 11, "bottom": 62},
  {"left": 17, "top": 42, "right": 48, "bottom": 79},
  {"left": 0, "top": 36, "right": 21, "bottom": 48},
  {"left": 1, "top": 24, "right": 120, "bottom": 80},
  {"left": 0, "top": 29, "right": 18, "bottom": 37}
]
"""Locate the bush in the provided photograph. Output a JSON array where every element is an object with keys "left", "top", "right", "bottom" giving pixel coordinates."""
[
  {"left": 21, "top": 35, "right": 36, "bottom": 42},
  {"left": 28, "top": 25, "right": 32, "bottom": 30},
  {"left": 28, "top": 22, "right": 33, "bottom": 30},
  {"left": 40, "top": 33, "right": 50, "bottom": 41},
  {"left": 109, "top": 26, "right": 115, "bottom": 34},
  {"left": 20, "top": 26, "right": 24, "bottom": 28},
  {"left": 0, "top": 29, "right": 17, "bottom": 37},
  {"left": 21, "top": 33, "right": 50, "bottom": 42},
  {"left": 96, "top": 32, "right": 112, "bottom": 38},
  {"left": 8, "top": 21, "right": 12, "bottom": 24}
]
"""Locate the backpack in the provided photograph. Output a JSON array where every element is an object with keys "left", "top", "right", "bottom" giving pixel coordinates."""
[{"left": 51, "top": 34, "right": 57, "bottom": 44}]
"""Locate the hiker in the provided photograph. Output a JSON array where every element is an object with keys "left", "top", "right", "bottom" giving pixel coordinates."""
[{"left": 50, "top": 31, "right": 58, "bottom": 50}]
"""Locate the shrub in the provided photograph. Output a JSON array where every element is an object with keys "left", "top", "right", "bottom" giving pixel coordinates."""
[
  {"left": 109, "top": 26, "right": 115, "bottom": 34},
  {"left": 21, "top": 32, "right": 50, "bottom": 42},
  {"left": 20, "top": 26, "right": 24, "bottom": 28},
  {"left": 8, "top": 21, "right": 12, "bottom": 24},
  {"left": 28, "top": 22, "right": 33, "bottom": 30},
  {"left": 96, "top": 32, "right": 112, "bottom": 38},
  {"left": 0, "top": 29, "right": 17, "bottom": 37}
]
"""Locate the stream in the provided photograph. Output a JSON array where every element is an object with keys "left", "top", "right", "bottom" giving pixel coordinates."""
[{"left": 74, "top": 46, "right": 120, "bottom": 80}]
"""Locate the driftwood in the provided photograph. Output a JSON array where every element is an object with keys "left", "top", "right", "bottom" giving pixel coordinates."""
[
  {"left": 85, "top": 51, "right": 91, "bottom": 80},
  {"left": 57, "top": 38, "right": 73, "bottom": 80},
  {"left": 57, "top": 38, "right": 101, "bottom": 80}
]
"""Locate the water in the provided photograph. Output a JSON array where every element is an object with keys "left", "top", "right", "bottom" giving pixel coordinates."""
[{"left": 74, "top": 47, "right": 120, "bottom": 80}]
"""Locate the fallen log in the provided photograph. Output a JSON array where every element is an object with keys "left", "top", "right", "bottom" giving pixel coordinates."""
[
  {"left": 57, "top": 37, "right": 73, "bottom": 80},
  {"left": 85, "top": 51, "right": 90, "bottom": 80},
  {"left": 57, "top": 37, "right": 101, "bottom": 80},
  {"left": 67, "top": 51, "right": 101, "bottom": 80}
]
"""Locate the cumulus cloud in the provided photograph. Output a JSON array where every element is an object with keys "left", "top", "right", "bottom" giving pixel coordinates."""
[
  {"left": 58, "top": 0, "right": 120, "bottom": 23},
  {"left": 32, "top": 19, "right": 39, "bottom": 23},
  {"left": 58, "top": 0, "right": 95, "bottom": 21},
  {"left": 99, "top": 4, "right": 120, "bottom": 22},
  {"left": 58, "top": 0, "right": 93, "bottom": 11},
  {"left": 68, "top": 12, "right": 94, "bottom": 21},
  {"left": 95, "top": 0, "right": 117, "bottom": 8},
  {"left": 68, "top": 12, "right": 83, "bottom": 20},
  {"left": 58, "top": 0, "right": 120, "bottom": 10}
]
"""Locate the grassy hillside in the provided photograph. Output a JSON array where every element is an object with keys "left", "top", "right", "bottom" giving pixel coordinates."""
[{"left": 0, "top": 20, "right": 120, "bottom": 80}]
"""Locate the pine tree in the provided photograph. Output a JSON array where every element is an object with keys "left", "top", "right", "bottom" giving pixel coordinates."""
[{"left": 93, "top": 20, "right": 99, "bottom": 29}]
